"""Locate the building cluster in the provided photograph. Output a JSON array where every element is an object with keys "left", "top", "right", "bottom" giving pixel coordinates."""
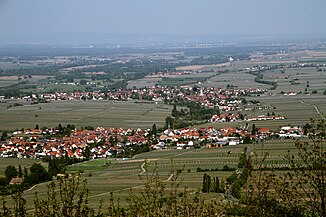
[
  {"left": 246, "top": 115, "right": 286, "bottom": 121},
  {"left": 211, "top": 113, "right": 241, "bottom": 123},
  {"left": 0, "top": 122, "right": 310, "bottom": 159},
  {"left": 157, "top": 127, "right": 247, "bottom": 149},
  {"left": 210, "top": 114, "right": 286, "bottom": 123},
  {"left": 278, "top": 126, "right": 305, "bottom": 138},
  {"left": 0, "top": 127, "right": 149, "bottom": 159},
  {"left": 18, "top": 86, "right": 267, "bottom": 113}
]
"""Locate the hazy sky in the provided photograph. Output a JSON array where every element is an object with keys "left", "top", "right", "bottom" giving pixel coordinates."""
[{"left": 0, "top": 0, "right": 325, "bottom": 42}]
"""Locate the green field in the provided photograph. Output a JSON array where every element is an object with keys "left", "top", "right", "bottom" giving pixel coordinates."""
[
  {"left": 127, "top": 77, "right": 162, "bottom": 89},
  {"left": 204, "top": 71, "right": 268, "bottom": 89},
  {"left": 263, "top": 67, "right": 326, "bottom": 94},
  {"left": 0, "top": 80, "right": 20, "bottom": 88},
  {"left": 0, "top": 100, "right": 172, "bottom": 130},
  {"left": 197, "top": 93, "right": 325, "bottom": 131},
  {"left": 128, "top": 72, "right": 216, "bottom": 88}
]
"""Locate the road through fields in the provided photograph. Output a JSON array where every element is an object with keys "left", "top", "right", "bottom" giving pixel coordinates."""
[{"left": 299, "top": 100, "right": 326, "bottom": 120}]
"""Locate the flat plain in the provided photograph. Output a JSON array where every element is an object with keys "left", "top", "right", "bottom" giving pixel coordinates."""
[{"left": 1, "top": 50, "right": 326, "bottom": 211}]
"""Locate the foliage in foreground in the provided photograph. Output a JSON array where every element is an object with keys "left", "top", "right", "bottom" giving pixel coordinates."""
[
  {"left": 0, "top": 165, "right": 225, "bottom": 217},
  {"left": 239, "top": 119, "right": 326, "bottom": 217}
]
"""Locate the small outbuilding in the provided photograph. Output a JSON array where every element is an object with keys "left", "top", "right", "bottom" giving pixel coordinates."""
[{"left": 9, "top": 177, "right": 23, "bottom": 185}]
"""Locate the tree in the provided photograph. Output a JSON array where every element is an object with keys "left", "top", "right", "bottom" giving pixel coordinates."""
[
  {"left": 165, "top": 116, "right": 174, "bottom": 129},
  {"left": 243, "top": 135, "right": 251, "bottom": 144},
  {"left": 5, "top": 165, "right": 18, "bottom": 182},
  {"left": 27, "top": 163, "right": 51, "bottom": 185},
  {"left": 48, "top": 158, "right": 65, "bottom": 177},
  {"left": 23, "top": 167, "right": 28, "bottom": 178},
  {"left": 251, "top": 124, "right": 258, "bottom": 135},
  {"left": 202, "top": 173, "right": 212, "bottom": 193},
  {"left": 151, "top": 124, "right": 157, "bottom": 136},
  {"left": 306, "top": 80, "right": 310, "bottom": 88},
  {"left": 0, "top": 177, "right": 8, "bottom": 187},
  {"left": 212, "top": 176, "right": 221, "bottom": 193},
  {"left": 238, "top": 148, "right": 246, "bottom": 168},
  {"left": 79, "top": 79, "right": 87, "bottom": 85},
  {"left": 172, "top": 104, "right": 179, "bottom": 117},
  {"left": 0, "top": 131, "right": 8, "bottom": 141},
  {"left": 18, "top": 165, "right": 23, "bottom": 178},
  {"left": 83, "top": 146, "right": 91, "bottom": 160},
  {"left": 58, "top": 123, "right": 63, "bottom": 133}
]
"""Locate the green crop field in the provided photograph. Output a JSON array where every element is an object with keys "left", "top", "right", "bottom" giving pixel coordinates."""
[
  {"left": 242, "top": 94, "right": 325, "bottom": 130},
  {"left": 0, "top": 100, "right": 172, "bottom": 130},
  {"left": 204, "top": 71, "right": 268, "bottom": 89},
  {"left": 262, "top": 67, "right": 326, "bottom": 94},
  {"left": 127, "top": 77, "right": 162, "bottom": 89},
  {"left": 127, "top": 72, "right": 215, "bottom": 88},
  {"left": 0, "top": 80, "right": 20, "bottom": 88},
  {"left": 196, "top": 62, "right": 325, "bottom": 131}
]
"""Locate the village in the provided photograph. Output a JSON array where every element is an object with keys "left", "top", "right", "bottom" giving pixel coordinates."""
[
  {"left": 12, "top": 85, "right": 267, "bottom": 111},
  {"left": 0, "top": 123, "right": 306, "bottom": 160},
  {"left": 0, "top": 84, "right": 295, "bottom": 160}
]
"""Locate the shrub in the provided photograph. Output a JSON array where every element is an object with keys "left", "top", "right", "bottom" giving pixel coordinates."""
[
  {"left": 227, "top": 172, "right": 238, "bottom": 183},
  {"left": 222, "top": 165, "right": 236, "bottom": 171}
]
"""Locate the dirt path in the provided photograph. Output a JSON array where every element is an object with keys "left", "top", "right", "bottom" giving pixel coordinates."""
[
  {"left": 88, "top": 159, "right": 174, "bottom": 199},
  {"left": 163, "top": 149, "right": 195, "bottom": 159},
  {"left": 299, "top": 100, "right": 325, "bottom": 120},
  {"left": 165, "top": 174, "right": 174, "bottom": 182},
  {"left": 88, "top": 172, "right": 174, "bottom": 199},
  {"left": 76, "top": 106, "right": 115, "bottom": 121},
  {"left": 140, "top": 162, "right": 146, "bottom": 175}
]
